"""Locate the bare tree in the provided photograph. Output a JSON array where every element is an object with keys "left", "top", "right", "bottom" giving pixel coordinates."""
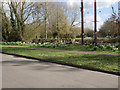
[{"left": 8, "top": 1, "right": 35, "bottom": 41}]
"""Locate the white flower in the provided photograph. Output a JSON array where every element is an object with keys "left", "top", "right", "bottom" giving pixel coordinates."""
[
  {"left": 23, "top": 42, "right": 25, "bottom": 44},
  {"left": 115, "top": 48, "right": 118, "bottom": 50}
]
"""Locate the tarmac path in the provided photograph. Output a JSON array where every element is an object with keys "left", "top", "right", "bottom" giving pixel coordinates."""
[{"left": 2, "top": 53, "right": 119, "bottom": 88}]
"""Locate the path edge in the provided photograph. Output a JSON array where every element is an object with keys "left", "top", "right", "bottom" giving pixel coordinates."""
[{"left": 1, "top": 52, "right": 120, "bottom": 76}]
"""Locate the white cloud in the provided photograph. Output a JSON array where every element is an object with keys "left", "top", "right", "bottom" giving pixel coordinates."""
[
  {"left": 72, "top": 14, "right": 104, "bottom": 31},
  {"left": 84, "top": 14, "right": 104, "bottom": 30},
  {"left": 84, "top": 14, "right": 93, "bottom": 29},
  {"left": 3, "top": 2, "right": 9, "bottom": 11},
  {"left": 66, "top": 0, "right": 119, "bottom": 12},
  {"left": 2, "top": 2, "right": 10, "bottom": 18},
  {"left": 84, "top": 0, "right": 119, "bottom": 10},
  {"left": 97, "top": 1, "right": 118, "bottom": 9},
  {"left": 73, "top": 22, "right": 80, "bottom": 27}
]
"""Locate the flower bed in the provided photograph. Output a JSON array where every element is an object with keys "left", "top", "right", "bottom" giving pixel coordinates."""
[{"left": 0, "top": 41, "right": 119, "bottom": 53}]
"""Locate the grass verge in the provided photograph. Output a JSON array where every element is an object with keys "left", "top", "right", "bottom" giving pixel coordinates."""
[
  {"left": 2, "top": 46, "right": 119, "bottom": 73},
  {"left": 32, "top": 44, "right": 119, "bottom": 54}
]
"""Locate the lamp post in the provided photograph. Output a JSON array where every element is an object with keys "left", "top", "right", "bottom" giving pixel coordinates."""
[
  {"left": 81, "top": 0, "right": 84, "bottom": 45},
  {"left": 94, "top": 0, "right": 97, "bottom": 45}
]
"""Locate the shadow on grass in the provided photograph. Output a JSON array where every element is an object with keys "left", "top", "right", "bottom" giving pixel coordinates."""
[
  {"left": 45, "top": 54, "right": 119, "bottom": 72},
  {"left": 2, "top": 47, "right": 119, "bottom": 74}
]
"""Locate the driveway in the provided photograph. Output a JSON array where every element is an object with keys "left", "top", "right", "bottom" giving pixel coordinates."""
[{"left": 2, "top": 53, "right": 118, "bottom": 88}]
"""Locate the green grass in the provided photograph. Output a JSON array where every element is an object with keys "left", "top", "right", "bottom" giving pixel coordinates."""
[
  {"left": 2, "top": 46, "right": 119, "bottom": 72},
  {"left": 1, "top": 42, "right": 119, "bottom": 54},
  {"left": 32, "top": 44, "right": 120, "bottom": 54}
]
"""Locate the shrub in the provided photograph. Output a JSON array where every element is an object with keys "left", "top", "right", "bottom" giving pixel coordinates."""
[
  {"left": 93, "top": 46, "right": 98, "bottom": 51},
  {"left": 74, "top": 38, "right": 118, "bottom": 45}
]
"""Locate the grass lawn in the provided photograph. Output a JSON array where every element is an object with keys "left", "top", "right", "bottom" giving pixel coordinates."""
[
  {"left": 1, "top": 42, "right": 120, "bottom": 54},
  {"left": 32, "top": 44, "right": 120, "bottom": 54},
  {"left": 2, "top": 46, "right": 119, "bottom": 72}
]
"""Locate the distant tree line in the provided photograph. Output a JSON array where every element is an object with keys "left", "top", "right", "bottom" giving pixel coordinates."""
[
  {"left": 2, "top": 2, "right": 81, "bottom": 42},
  {"left": 1, "top": 1, "right": 119, "bottom": 42}
]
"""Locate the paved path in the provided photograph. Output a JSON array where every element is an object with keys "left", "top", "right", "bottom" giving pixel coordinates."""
[
  {"left": 1, "top": 45, "right": 119, "bottom": 56},
  {"left": 2, "top": 53, "right": 118, "bottom": 88}
]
